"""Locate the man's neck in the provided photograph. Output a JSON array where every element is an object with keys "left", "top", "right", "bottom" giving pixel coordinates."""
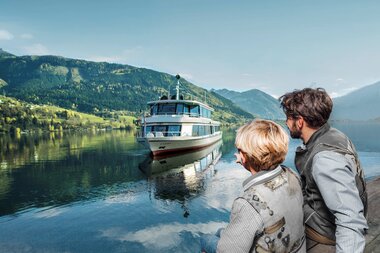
[{"left": 301, "top": 127, "right": 319, "bottom": 144}]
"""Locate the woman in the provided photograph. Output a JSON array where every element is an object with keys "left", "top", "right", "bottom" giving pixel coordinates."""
[{"left": 201, "top": 119, "right": 305, "bottom": 253}]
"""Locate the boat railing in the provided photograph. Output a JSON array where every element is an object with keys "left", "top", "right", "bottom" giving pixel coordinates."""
[
  {"left": 137, "top": 131, "right": 184, "bottom": 138},
  {"left": 146, "top": 112, "right": 202, "bottom": 117},
  {"left": 137, "top": 130, "right": 221, "bottom": 138}
]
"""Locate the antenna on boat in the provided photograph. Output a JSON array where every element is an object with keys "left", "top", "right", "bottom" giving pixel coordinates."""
[{"left": 175, "top": 74, "right": 180, "bottom": 100}]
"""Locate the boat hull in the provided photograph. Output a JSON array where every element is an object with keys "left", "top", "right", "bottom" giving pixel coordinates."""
[
  {"left": 139, "top": 139, "right": 222, "bottom": 175},
  {"left": 137, "top": 132, "right": 222, "bottom": 156}
]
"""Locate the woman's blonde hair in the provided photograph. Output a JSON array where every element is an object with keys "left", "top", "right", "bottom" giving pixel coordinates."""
[{"left": 235, "top": 119, "right": 289, "bottom": 172}]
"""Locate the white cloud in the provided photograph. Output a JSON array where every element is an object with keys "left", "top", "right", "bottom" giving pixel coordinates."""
[
  {"left": 20, "top": 33, "right": 33, "bottom": 39},
  {"left": 178, "top": 72, "right": 193, "bottom": 80},
  {"left": 258, "top": 85, "right": 270, "bottom": 90},
  {"left": 86, "top": 46, "right": 147, "bottom": 65},
  {"left": 23, "top": 43, "right": 50, "bottom": 55},
  {"left": 0, "top": 30, "right": 14, "bottom": 40},
  {"left": 202, "top": 163, "right": 247, "bottom": 210},
  {"left": 100, "top": 221, "right": 227, "bottom": 250},
  {"left": 104, "top": 192, "right": 137, "bottom": 204},
  {"left": 330, "top": 87, "right": 358, "bottom": 98},
  {"left": 330, "top": 92, "right": 340, "bottom": 98},
  {"left": 88, "top": 46, "right": 145, "bottom": 64}
]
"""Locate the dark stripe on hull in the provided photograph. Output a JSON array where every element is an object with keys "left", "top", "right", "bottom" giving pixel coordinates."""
[{"left": 152, "top": 138, "right": 222, "bottom": 157}]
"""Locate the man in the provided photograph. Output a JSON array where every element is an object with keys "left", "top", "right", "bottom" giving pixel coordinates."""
[
  {"left": 279, "top": 88, "right": 368, "bottom": 253},
  {"left": 200, "top": 119, "right": 305, "bottom": 253}
]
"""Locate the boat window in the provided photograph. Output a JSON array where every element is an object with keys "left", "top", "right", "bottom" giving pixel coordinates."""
[
  {"left": 150, "top": 105, "right": 158, "bottom": 115},
  {"left": 145, "top": 125, "right": 182, "bottom": 137},
  {"left": 168, "top": 125, "right": 181, "bottom": 136},
  {"left": 200, "top": 125, "right": 206, "bottom": 136},
  {"left": 154, "top": 125, "right": 167, "bottom": 132},
  {"left": 158, "top": 103, "right": 176, "bottom": 114},
  {"left": 200, "top": 107, "right": 211, "bottom": 118},
  {"left": 190, "top": 105, "right": 200, "bottom": 117},
  {"left": 176, "top": 103, "right": 184, "bottom": 115},
  {"left": 192, "top": 125, "right": 199, "bottom": 136},
  {"left": 205, "top": 126, "right": 211, "bottom": 135},
  {"left": 192, "top": 124, "right": 213, "bottom": 136},
  {"left": 183, "top": 105, "right": 190, "bottom": 115},
  {"left": 200, "top": 107, "right": 204, "bottom": 117},
  {"left": 145, "top": 126, "right": 153, "bottom": 135}
]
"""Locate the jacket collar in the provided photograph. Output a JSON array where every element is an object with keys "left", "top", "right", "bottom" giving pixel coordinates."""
[
  {"left": 242, "top": 165, "right": 283, "bottom": 191},
  {"left": 304, "top": 123, "right": 331, "bottom": 148}
]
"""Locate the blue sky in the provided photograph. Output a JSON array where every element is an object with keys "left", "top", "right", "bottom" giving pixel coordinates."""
[{"left": 1, "top": 0, "right": 380, "bottom": 97}]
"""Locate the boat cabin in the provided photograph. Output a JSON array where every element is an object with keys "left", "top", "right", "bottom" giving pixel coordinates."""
[{"left": 148, "top": 100, "right": 212, "bottom": 118}]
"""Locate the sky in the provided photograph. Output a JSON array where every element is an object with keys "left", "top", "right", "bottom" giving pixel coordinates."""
[{"left": 1, "top": 0, "right": 380, "bottom": 98}]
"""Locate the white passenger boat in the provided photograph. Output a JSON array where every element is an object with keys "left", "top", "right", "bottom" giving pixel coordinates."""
[{"left": 137, "top": 75, "right": 222, "bottom": 156}]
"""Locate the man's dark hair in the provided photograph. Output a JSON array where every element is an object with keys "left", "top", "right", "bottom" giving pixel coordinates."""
[{"left": 279, "top": 88, "right": 333, "bottom": 128}]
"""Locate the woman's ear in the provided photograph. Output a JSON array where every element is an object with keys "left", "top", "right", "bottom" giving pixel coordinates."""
[
  {"left": 241, "top": 154, "right": 257, "bottom": 174},
  {"left": 240, "top": 152, "right": 247, "bottom": 165}
]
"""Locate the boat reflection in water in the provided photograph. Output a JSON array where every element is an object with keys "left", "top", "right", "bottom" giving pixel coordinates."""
[{"left": 139, "top": 140, "right": 222, "bottom": 217}]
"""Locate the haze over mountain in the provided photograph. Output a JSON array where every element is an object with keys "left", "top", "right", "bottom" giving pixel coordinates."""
[
  {"left": 0, "top": 49, "right": 252, "bottom": 124},
  {"left": 332, "top": 81, "right": 380, "bottom": 121},
  {"left": 213, "top": 88, "right": 285, "bottom": 120}
]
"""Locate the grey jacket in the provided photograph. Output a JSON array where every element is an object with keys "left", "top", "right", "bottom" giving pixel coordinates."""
[
  {"left": 217, "top": 166, "right": 306, "bottom": 253},
  {"left": 295, "top": 123, "right": 368, "bottom": 253}
]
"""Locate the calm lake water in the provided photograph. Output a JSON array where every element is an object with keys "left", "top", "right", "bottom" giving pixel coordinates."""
[{"left": 0, "top": 122, "right": 379, "bottom": 253}]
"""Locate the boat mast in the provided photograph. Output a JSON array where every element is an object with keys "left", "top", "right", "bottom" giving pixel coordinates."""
[
  {"left": 175, "top": 74, "right": 180, "bottom": 100},
  {"left": 143, "top": 113, "right": 146, "bottom": 137}
]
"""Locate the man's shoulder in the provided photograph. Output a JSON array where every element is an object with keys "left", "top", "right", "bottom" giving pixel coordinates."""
[
  {"left": 312, "top": 150, "right": 356, "bottom": 176},
  {"left": 319, "top": 126, "right": 349, "bottom": 142},
  {"left": 313, "top": 150, "right": 349, "bottom": 163}
]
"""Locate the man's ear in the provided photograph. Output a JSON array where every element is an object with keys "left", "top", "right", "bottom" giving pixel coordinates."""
[{"left": 297, "top": 116, "right": 304, "bottom": 129}]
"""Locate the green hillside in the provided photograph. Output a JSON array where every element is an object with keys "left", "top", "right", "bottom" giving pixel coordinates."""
[
  {"left": 0, "top": 95, "right": 134, "bottom": 133},
  {"left": 0, "top": 49, "right": 253, "bottom": 125}
]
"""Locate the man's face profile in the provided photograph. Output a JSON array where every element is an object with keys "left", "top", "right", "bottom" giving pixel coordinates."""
[{"left": 287, "top": 118, "right": 302, "bottom": 139}]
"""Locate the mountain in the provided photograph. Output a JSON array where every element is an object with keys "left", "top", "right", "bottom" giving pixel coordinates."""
[
  {"left": 0, "top": 50, "right": 253, "bottom": 124},
  {"left": 332, "top": 81, "right": 380, "bottom": 121},
  {"left": 213, "top": 89, "right": 241, "bottom": 100},
  {"left": 0, "top": 48, "right": 15, "bottom": 58},
  {"left": 213, "top": 88, "right": 285, "bottom": 120}
]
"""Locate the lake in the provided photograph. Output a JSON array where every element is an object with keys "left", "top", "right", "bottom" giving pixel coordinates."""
[{"left": 0, "top": 122, "right": 379, "bottom": 253}]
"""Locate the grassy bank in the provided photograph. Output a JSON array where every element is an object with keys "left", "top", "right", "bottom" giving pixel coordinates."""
[{"left": 0, "top": 95, "right": 136, "bottom": 133}]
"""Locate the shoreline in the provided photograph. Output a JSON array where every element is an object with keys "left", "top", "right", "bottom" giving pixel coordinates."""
[{"left": 365, "top": 176, "right": 380, "bottom": 252}]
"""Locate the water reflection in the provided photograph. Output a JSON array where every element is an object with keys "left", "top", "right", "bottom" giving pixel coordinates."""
[
  {"left": 139, "top": 140, "right": 222, "bottom": 217},
  {"left": 0, "top": 130, "right": 148, "bottom": 216},
  {"left": 0, "top": 130, "right": 223, "bottom": 217},
  {"left": 139, "top": 140, "right": 222, "bottom": 176}
]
